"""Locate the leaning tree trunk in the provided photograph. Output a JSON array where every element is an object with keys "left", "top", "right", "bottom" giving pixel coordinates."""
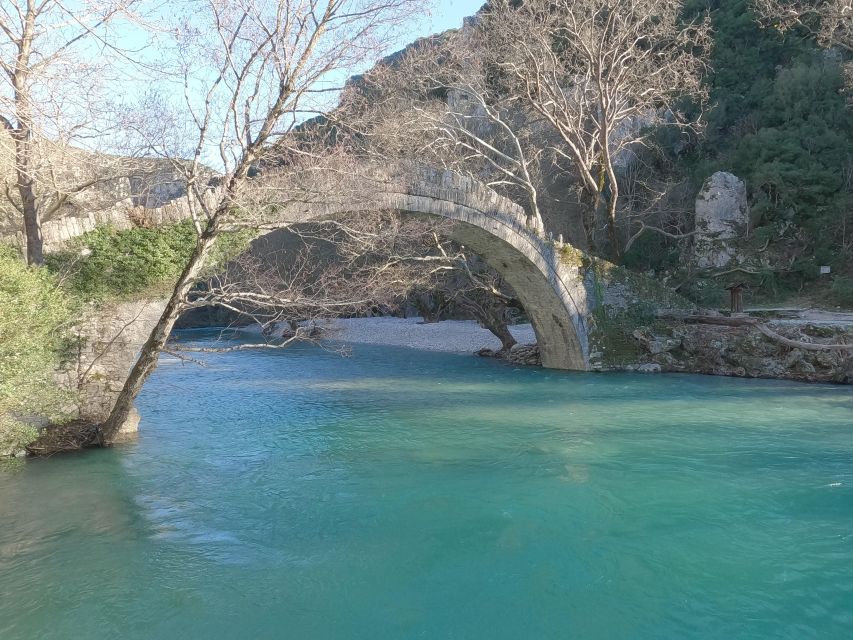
[
  {"left": 487, "top": 320, "right": 517, "bottom": 353},
  {"left": 462, "top": 297, "right": 517, "bottom": 352},
  {"left": 97, "top": 220, "right": 222, "bottom": 444}
]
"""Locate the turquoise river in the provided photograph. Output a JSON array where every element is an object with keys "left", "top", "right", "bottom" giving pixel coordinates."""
[{"left": 2, "top": 331, "right": 852, "bottom": 639}]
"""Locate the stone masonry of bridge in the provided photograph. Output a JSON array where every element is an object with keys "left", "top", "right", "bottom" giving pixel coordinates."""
[
  {"left": 267, "top": 168, "right": 593, "bottom": 370},
  {"left": 56, "top": 167, "right": 690, "bottom": 429}
]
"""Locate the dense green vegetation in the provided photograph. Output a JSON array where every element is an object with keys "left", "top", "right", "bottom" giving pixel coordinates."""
[
  {"left": 631, "top": 0, "right": 852, "bottom": 306},
  {"left": 0, "top": 246, "right": 75, "bottom": 455},
  {"left": 45, "top": 223, "right": 197, "bottom": 300},
  {"left": 2, "top": 223, "right": 255, "bottom": 455},
  {"left": 46, "top": 222, "right": 255, "bottom": 301}
]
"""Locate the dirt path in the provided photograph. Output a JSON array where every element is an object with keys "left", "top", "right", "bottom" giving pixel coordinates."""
[{"left": 746, "top": 308, "right": 853, "bottom": 326}]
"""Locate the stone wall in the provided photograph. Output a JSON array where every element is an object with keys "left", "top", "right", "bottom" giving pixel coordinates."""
[
  {"left": 42, "top": 200, "right": 193, "bottom": 252},
  {"left": 0, "top": 162, "right": 202, "bottom": 254},
  {"left": 57, "top": 298, "right": 167, "bottom": 438}
]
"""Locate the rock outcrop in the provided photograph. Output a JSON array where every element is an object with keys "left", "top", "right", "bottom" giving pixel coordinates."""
[
  {"left": 693, "top": 172, "right": 749, "bottom": 269},
  {"left": 629, "top": 321, "right": 852, "bottom": 384}
]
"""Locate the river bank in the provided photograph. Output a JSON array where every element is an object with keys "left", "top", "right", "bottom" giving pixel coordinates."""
[
  {"left": 318, "top": 317, "right": 536, "bottom": 353},
  {"left": 247, "top": 315, "right": 853, "bottom": 384},
  {"left": 232, "top": 312, "right": 853, "bottom": 383}
]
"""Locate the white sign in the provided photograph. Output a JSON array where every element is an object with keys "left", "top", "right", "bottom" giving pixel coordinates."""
[{"left": 820, "top": 266, "right": 831, "bottom": 275}]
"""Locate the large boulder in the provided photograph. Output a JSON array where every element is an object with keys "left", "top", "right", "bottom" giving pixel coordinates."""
[{"left": 693, "top": 172, "right": 749, "bottom": 269}]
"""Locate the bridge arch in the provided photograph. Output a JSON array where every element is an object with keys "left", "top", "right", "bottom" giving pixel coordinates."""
[{"left": 268, "top": 170, "right": 592, "bottom": 370}]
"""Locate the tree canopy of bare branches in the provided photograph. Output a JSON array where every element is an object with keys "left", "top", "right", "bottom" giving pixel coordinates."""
[
  {"left": 483, "top": 0, "right": 712, "bottom": 260},
  {"left": 348, "top": 28, "right": 552, "bottom": 232},
  {"left": 186, "top": 213, "right": 457, "bottom": 331},
  {"left": 753, "top": 0, "right": 852, "bottom": 52},
  {"left": 0, "top": 0, "right": 154, "bottom": 263},
  {"left": 348, "top": 0, "right": 712, "bottom": 260},
  {"left": 100, "top": 0, "right": 427, "bottom": 443}
]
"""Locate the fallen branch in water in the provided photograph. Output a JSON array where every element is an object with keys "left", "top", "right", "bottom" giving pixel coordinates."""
[{"left": 170, "top": 329, "right": 313, "bottom": 353}]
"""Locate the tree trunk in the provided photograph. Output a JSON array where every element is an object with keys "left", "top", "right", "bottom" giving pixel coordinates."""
[
  {"left": 462, "top": 297, "right": 517, "bottom": 352},
  {"left": 486, "top": 320, "right": 517, "bottom": 352},
  {"left": 19, "top": 178, "right": 42, "bottom": 264},
  {"left": 414, "top": 292, "right": 444, "bottom": 323},
  {"left": 98, "top": 220, "right": 221, "bottom": 443},
  {"left": 605, "top": 195, "right": 622, "bottom": 264},
  {"left": 13, "top": 11, "right": 42, "bottom": 264},
  {"left": 658, "top": 312, "right": 853, "bottom": 352}
]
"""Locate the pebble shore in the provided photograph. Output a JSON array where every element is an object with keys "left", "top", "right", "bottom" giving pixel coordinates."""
[{"left": 321, "top": 317, "right": 536, "bottom": 353}]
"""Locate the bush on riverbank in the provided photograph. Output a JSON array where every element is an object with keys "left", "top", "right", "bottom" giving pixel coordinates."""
[
  {"left": 46, "top": 221, "right": 255, "bottom": 301},
  {"left": 0, "top": 246, "right": 76, "bottom": 455},
  {"left": 45, "top": 223, "right": 197, "bottom": 300}
]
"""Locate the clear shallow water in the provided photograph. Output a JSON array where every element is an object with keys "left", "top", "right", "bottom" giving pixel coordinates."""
[{"left": 2, "top": 333, "right": 853, "bottom": 640}]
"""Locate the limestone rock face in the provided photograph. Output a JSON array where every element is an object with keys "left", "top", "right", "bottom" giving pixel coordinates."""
[{"left": 693, "top": 172, "right": 749, "bottom": 269}]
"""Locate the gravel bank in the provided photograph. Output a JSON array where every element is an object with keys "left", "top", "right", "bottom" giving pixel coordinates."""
[{"left": 320, "top": 317, "right": 536, "bottom": 353}]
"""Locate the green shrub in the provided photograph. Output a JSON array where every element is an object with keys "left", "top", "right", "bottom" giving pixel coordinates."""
[
  {"left": 0, "top": 245, "right": 76, "bottom": 454},
  {"left": 830, "top": 276, "right": 853, "bottom": 308},
  {"left": 46, "top": 222, "right": 256, "bottom": 301},
  {"left": 46, "top": 223, "right": 197, "bottom": 300}
]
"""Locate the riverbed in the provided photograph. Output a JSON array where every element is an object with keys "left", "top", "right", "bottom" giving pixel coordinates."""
[{"left": 1, "top": 332, "right": 852, "bottom": 639}]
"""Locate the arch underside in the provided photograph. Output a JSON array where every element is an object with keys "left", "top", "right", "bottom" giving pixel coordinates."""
[
  {"left": 276, "top": 187, "right": 590, "bottom": 370},
  {"left": 441, "top": 219, "right": 587, "bottom": 371}
]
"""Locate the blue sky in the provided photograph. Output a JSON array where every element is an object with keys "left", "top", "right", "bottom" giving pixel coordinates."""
[
  {"left": 88, "top": 0, "right": 485, "bottom": 165},
  {"left": 425, "top": 0, "right": 482, "bottom": 35}
]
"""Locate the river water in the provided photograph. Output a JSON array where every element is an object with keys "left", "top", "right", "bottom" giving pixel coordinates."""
[{"left": 2, "top": 332, "right": 852, "bottom": 639}]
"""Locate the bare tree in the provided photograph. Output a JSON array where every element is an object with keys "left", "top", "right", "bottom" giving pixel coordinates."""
[
  {"left": 0, "top": 0, "right": 151, "bottom": 263},
  {"left": 480, "top": 0, "right": 712, "bottom": 261},
  {"left": 355, "top": 30, "right": 550, "bottom": 232},
  {"left": 345, "top": 1, "right": 712, "bottom": 259},
  {"left": 753, "top": 0, "right": 852, "bottom": 52},
  {"left": 99, "top": 0, "right": 425, "bottom": 443},
  {"left": 619, "top": 145, "right": 701, "bottom": 255},
  {"left": 431, "top": 252, "right": 523, "bottom": 352},
  {"left": 183, "top": 212, "right": 459, "bottom": 339}
]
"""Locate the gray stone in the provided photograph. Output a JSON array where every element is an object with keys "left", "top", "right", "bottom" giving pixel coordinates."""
[
  {"left": 637, "top": 363, "right": 662, "bottom": 373},
  {"left": 56, "top": 298, "right": 167, "bottom": 436},
  {"left": 112, "top": 407, "right": 141, "bottom": 443},
  {"left": 693, "top": 172, "right": 749, "bottom": 269}
]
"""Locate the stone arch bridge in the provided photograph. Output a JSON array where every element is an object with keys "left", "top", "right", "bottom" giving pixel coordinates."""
[
  {"left": 70, "top": 167, "right": 689, "bottom": 429},
  {"left": 263, "top": 168, "right": 593, "bottom": 370}
]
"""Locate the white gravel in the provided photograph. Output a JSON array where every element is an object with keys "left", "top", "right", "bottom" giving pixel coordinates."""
[{"left": 319, "top": 317, "right": 536, "bottom": 353}]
